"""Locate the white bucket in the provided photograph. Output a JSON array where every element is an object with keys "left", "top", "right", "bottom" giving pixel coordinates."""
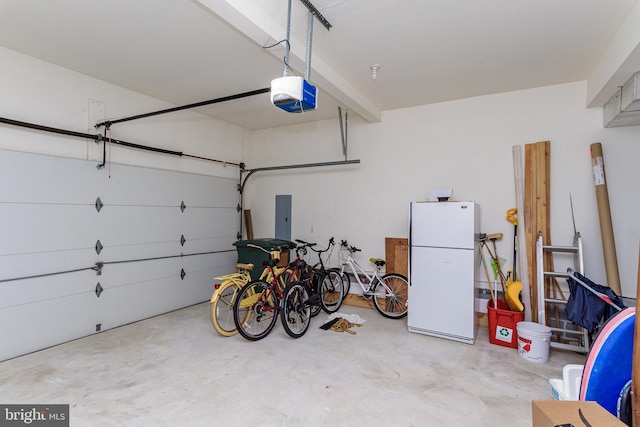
[{"left": 516, "top": 321, "right": 552, "bottom": 363}]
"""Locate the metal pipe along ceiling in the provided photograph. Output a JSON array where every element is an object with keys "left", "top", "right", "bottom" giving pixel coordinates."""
[{"left": 95, "top": 88, "right": 271, "bottom": 128}]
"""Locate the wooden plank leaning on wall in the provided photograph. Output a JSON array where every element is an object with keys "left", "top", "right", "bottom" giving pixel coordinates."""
[{"left": 524, "top": 141, "right": 552, "bottom": 324}]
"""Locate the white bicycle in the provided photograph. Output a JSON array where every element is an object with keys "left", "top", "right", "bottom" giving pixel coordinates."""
[{"left": 337, "top": 240, "right": 409, "bottom": 319}]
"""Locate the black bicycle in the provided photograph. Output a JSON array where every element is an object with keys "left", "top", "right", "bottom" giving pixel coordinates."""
[
  {"left": 296, "top": 238, "right": 345, "bottom": 314},
  {"left": 287, "top": 241, "right": 322, "bottom": 317}
]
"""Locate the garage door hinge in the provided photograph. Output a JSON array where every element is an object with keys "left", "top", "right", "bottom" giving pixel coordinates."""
[
  {"left": 180, "top": 268, "right": 186, "bottom": 280},
  {"left": 95, "top": 240, "right": 103, "bottom": 255},
  {"left": 95, "top": 282, "right": 103, "bottom": 297},
  {"left": 93, "top": 262, "right": 103, "bottom": 276},
  {"left": 95, "top": 197, "right": 104, "bottom": 212},
  {"left": 180, "top": 234, "right": 186, "bottom": 246},
  {"left": 180, "top": 201, "right": 186, "bottom": 212}
]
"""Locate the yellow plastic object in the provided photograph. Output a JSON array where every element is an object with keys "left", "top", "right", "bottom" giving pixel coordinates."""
[
  {"left": 506, "top": 208, "right": 518, "bottom": 226},
  {"left": 505, "top": 279, "right": 524, "bottom": 312}
]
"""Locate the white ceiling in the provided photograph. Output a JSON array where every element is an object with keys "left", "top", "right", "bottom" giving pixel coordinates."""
[{"left": 0, "top": 0, "right": 638, "bottom": 130}]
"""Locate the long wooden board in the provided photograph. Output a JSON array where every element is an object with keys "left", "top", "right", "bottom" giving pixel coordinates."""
[{"left": 524, "top": 141, "right": 551, "bottom": 323}]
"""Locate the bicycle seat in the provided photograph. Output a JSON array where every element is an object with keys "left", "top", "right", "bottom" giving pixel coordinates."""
[
  {"left": 235, "top": 263, "right": 254, "bottom": 271},
  {"left": 289, "top": 260, "right": 307, "bottom": 268},
  {"left": 262, "top": 259, "right": 279, "bottom": 267},
  {"left": 370, "top": 258, "right": 385, "bottom": 267}
]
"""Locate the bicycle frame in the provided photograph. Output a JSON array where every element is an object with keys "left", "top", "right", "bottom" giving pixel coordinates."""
[
  {"left": 259, "top": 263, "right": 288, "bottom": 300},
  {"left": 340, "top": 254, "right": 384, "bottom": 296},
  {"left": 243, "top": 284, "right": 280, "bottom": 312}
]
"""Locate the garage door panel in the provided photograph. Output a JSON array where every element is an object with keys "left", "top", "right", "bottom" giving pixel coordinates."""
[
  {"left": 97, "top": 276, "right": 191, "bottom": 328},
  {"left": 99, "top": 257, "right": 181, "bottom": 288},
  {"left": 95, "top": 206, "right": 183, "bottom": 246},
  {"left": 0, "top": 270, "right": 96, "bottom": 308},
  {"left": 0, "top": 292, "right": 98, "bottom": 361},
  {"left": 0, "top": 204, "right": 97, "bottom": 255},
  {"left": 0, "top": 151, "right": 102, "bottom": 204},
  {"left": 94, "top": 237, "right": 181, "bottom": 262},
  {"left": 180, "top": 236, "right": 236, "bottom": 255},
  {"left": 0, "top": 249, "right": 98, "bottom": 281},
  {"left": 180, "top": 208, "right": 237, "bottom": 239},
  {"left": 97, "top": 164, "right": 181, "bottom": 207},
  {"left": 179, "top": 174, "right": 237, "bottom": 208}
]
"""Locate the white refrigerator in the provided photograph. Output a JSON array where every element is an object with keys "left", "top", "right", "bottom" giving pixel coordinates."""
[{"left": 408, "top": 201, "right": 480, "bottom": 344}]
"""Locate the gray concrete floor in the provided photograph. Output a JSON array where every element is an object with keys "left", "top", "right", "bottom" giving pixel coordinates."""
[{"left": 0, "top": 303, "right": 585, "bottom": 426}]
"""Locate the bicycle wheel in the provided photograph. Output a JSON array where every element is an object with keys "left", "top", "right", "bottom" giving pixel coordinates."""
[
  {"left": 318, "top": 271, "right": 345, "bottom": 313},
  {"left": 330, "top": 268, "right": 350, "bottom": 301},
  {"left": 210, "top": 281, "right": 241, "bottom": 336},
  {"left": 372, "top": 273, "right": 409, "bottom": 319},
  {"left": 233, "top": 280, "right": 279, "bottom": 341},
  {"left": 281, "top": 281, "right": 312, "bottom": 338}
]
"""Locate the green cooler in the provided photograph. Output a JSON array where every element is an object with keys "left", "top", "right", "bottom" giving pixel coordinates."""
[{"left": 233, "top": 238, "right": 295, "bottom": 281}]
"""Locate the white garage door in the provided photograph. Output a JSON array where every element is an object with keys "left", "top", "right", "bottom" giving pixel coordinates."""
[{"left": 0, "top": 149, "right": 238, "bottom": 361}]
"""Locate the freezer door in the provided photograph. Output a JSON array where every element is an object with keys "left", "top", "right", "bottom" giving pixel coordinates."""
[
  {"left": 410, "top": 202, "right": 476, "bottom": 249},
  {"left": 408, "top": 246, "right": 476, "bottom": 342}
]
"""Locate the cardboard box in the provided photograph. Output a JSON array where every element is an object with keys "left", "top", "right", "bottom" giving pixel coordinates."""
[{"left": 532, "top": 400, "right": 626, "bottom": 427}]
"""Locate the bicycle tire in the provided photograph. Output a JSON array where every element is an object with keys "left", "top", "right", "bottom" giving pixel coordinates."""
[
  {"left": 372, "top": 273, "right": 409, "bottom": 319},
  {"left": 329, "top": 267, "right": 350, "bottom": 301},
  {"left": 233, "top": 280, "right": 279, "bottom": 341},
  {"left": 318, "top": 271, "right": 345, "bottom": 313},
  {"left": 210, "top": 281, "right": 241, "bottom": 336},
  {"left": 280, "top": 281, "right": 312, "bottom": 338}
]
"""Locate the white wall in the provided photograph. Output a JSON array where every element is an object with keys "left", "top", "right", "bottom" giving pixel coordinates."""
[
  {"left": 246, "top": 82, "right": 640, "bottom": 298},
  {"left": 0, "top": 46, "right": 249, "bottom": 178}
]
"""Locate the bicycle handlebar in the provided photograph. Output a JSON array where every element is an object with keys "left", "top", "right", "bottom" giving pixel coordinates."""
[
  {"left": 340, "top": 240, "right": 361, "bottom": 253},
  {"left": 295, "top": 239, "right": 317, "bottom": 246},
  {"left": 245, "top": 243, "right": 292, "bottom": 256},
  {"left": 292, "top": 239, "right": 316, "bottom": 258},
  {"left": 306, "top": 237, "right": 337, "bottom": 254}
]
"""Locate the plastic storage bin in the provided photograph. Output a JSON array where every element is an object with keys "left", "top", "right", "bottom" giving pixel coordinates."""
[
  {"left": 234, "top": 238, "right": 294, "bottom": 281},
  {"left": 487, "top": 299, "right": 524, "bottom": 349},
  {"left": 550, "top": 364, "right": 584, "bottom": 400}
]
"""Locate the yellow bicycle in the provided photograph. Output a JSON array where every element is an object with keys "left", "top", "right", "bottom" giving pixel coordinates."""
[{"left": 209, "top": 244, "right": 286, "bottom": 336}]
